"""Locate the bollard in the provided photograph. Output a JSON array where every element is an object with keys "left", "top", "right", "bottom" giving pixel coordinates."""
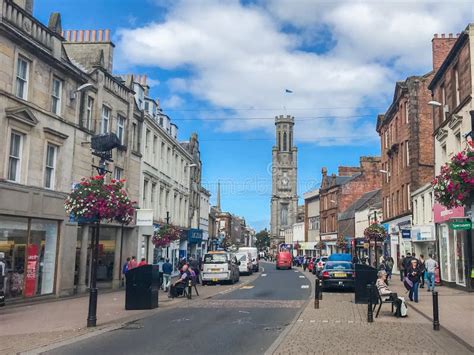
[
  {"left": 314, "top": 277, "right": 320, "bottom": 309},
  {"left": 432, "top": 291, "right": 440, "bottom": 331},
  {"left": 187, "top": 279, "right": 192, "bottom": 300},
  {"left": 367, "top": 283, "right": 374, "bottom": 323},
  {"left": 318, "top": 278, "right": 323, "bottom": 300}
]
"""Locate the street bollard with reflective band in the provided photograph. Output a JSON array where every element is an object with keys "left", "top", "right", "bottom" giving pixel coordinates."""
[
  {"left": 318, "top": 278, "right": 323, "bottom": 300},
  {"left": 187, "top": 279, "right": 192, "bottom": 300},
  {"left": 433, "top": 291, "right": 440, "bottom": 331},
  {"left": 314, "top": 277, "right": 320, "bottom": 309},
  {"left": 367, "top": 283, "right": 374, "bottom": 323}
]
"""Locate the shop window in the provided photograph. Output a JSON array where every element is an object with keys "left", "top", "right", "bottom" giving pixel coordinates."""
[
  {"left": 101, "top": 106, "right": 110, "bottom": 134},
  {"left": 0, "top": 216, "right": 58, "bottom": 299},
  {"left": 51, "top": 77, "right": 62, "bottom": 115}
]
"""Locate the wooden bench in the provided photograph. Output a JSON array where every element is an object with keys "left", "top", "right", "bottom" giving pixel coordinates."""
[{"left": 374, "top": 287, "right": 396, "bottom": 318}]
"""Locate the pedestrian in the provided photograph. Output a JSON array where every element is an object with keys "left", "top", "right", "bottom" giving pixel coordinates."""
[
  {"left": 418, "top": 254, "right": 425, "bottom": 288},
  {"left": 169, "top": 264, "right": 190, "bottom": 298},
  {"left": 128, "top": 256, "right": 138, "bottom": 270},
  {"left": 122, "top": 257, "right": 130, "bottom": 286},
  {"left": 376, "top": 270, "right": 404, "bottom": 317},
  {"left": 424, "top": 254, "right": 438, "bottom": 292},
  {"left": 352, "top": 255, "right": 360, "bottom": 264},
  {"left": 402, "top": 253, "right": 412, "bottom": 277},
  {"left": 189, "top": 257, "right": 200, "bottom": 284},
  {"left": 0, "top": 252, "right": 5, "bottom": 307},
  {"left": 407, "top": 258, "right": 422, "bottom": 303},
  {"left": 162, "top": 259, "right": 173, "bottom": 292},
  {"left": 385, "top": 256, "right": 394, "bottom": 281},
  {"left": 398, "top": 255, "right": 405, "bottom": 281},
  {"left": 302, "top": 257, "right": 308, "bottom": 272},
  {"left": 138, "top": 258, "right": 147, "bottom": 267}
]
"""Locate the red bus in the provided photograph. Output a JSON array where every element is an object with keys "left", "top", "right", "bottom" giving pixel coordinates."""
[{"left": 276, "top": 243, "right": 293, "bottom": 270}]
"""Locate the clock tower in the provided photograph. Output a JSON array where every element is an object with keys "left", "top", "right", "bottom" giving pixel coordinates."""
[{"left": 270, "top": 115, "right": 298, "bottom": 244}]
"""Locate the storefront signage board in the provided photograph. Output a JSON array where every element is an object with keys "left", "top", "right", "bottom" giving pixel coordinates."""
[
  {"left": 401, "top": 229, "right": 411, "bottom": 239},
  {"left": 449, "top": 221, "right": 472, "bottom": 230},
  {"left": 136, "top": 209, "right": 154, "bottom": 226},
  {"left": 433, "top": 204, "right": 465, "bottom": 223}
]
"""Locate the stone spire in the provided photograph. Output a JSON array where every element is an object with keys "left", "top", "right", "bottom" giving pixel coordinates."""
[{"left": 216, "top": 181, "right": 221, "bottom": 212}]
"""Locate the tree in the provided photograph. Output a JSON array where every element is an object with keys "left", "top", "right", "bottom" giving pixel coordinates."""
[{"left": 255, "top": 229, "right": 270, "bottom": 250}]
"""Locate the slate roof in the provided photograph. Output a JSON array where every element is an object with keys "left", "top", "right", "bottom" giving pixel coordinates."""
[{"left": 338, "top": 189, "right": 381, "bottom": 221}]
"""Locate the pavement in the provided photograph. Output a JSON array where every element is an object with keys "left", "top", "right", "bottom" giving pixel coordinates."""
[
  {"left": 268, "top": 268, "right": 474, "bottom": 355},
  {"left": 0, "top": 271, "right": 261, "bottom": 355},
  {"left": 42, "top": 262, "right": 310, "bottom": 355}
]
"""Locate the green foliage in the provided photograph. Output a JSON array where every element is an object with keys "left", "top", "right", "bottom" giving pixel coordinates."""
[{"left": 255, "top": 229, "right": 270, "bottom": 250}]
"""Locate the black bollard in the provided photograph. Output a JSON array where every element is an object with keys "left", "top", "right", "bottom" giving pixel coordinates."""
[
  {"left": 367, "top": 283, "right": 374, "bottom": 323},
  {"left": 433, "top": 291, "right": 440, "bottom": 331},
  {"left": 314, "top": 277, "right": 320, "bottom": 309},
  {"left": 318, "top": 278, "right": 323, "bottom": 300},
  {"left": 187, "top": 279, "right": 192, "bottom": 300}
]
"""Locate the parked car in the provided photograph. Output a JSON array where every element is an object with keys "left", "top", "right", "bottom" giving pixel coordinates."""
[
  {"left": 235, "top": 252, "right": 253, "bottom": 275},
  {"left": 321, "top": 261, "right": 355, "bottom": 291},
  {"left": 239, "top": 247, "right": 259, "bottom": 272},
  {"left": 312, "top": 256, "right": 328, "bottom": 275},
  {"left": 202, "top": 251, "right": 240, "bottom": 285}
]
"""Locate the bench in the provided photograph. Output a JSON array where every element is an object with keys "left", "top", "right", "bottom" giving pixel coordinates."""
[{"left": 183, "top": 275, "right": 199, "bottom": 298}]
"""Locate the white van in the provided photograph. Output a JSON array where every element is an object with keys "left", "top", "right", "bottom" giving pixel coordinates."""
[
  {"left": 235, "top": 251, "right": 253, "bottom": 275},
  {"left": 238, "top": 247, "right": 259, "bottom": 272},
  {"left": 202, "top": 251, "right": 240, "bottom": 285}
]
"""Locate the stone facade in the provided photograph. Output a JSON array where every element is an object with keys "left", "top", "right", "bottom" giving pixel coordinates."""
[
  {"left": 303, "top": 188, "right": 320, "bottom": 254},
  {"left": 270, "top": 115, "right": 298, "bottom": 244}
]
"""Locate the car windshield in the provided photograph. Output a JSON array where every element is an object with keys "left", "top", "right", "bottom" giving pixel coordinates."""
[
  {"left": 204, "top": 254, "right": 228, "bottom": 263},
  {"left": 325, "top": 262, "right": 352, "bottom": 270},
  {"left": 235, "top": 253, "right": 247, "bottom": 261}
]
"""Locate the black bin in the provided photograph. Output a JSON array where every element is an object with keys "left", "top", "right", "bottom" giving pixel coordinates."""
[
  {"left": 354, "top": 264, "right": 378, "bottom": 304},
  {"left": 125, "top": 265, "right": 159, "bottom": 310}
]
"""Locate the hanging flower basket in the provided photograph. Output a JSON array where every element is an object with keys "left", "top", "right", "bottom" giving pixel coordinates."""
[
  {"left": 152, "top": 224, "right": 181, "bottom": 248},
  {"left": 316, "top": 240, "right": 326, "bottom": 249},
  {"left": 65, "top": 176, "right": 135, "bottom": 224},
  {"left": 364, "top": 223, "right": 387, "bottom": 243},
  {"left": 432, "top": 149, "right": 474, "bottom": 209},
  {"left": 335, "top": 236, "right": 347, "bottom": 249}
]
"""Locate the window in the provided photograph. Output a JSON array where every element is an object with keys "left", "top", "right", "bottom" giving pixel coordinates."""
[
  {"left": 421, "top": 196, "right": 425, "bottom": 224},
  {"left": 143, "top": 180, "right": 149, "bottom": 208},
  {"left": 85, "top": 96, "right": 94, "bottom": 130},
  {"left": 400, "top": 142, "right": 404, "bottom": 167},
  {"left": 145, "top": 129, "right": 150, "bottom": 160},
  {"left": 101, "top": 106, "right": 110, "bottom": 134},
  {"left": 441, "top": 84, "right": 446, "bottom": 108},
  {"left": 441, "top": 143, "right": 447, "bottom": 162},
  {"left": 114, "top": 167, "right": 123, "bottom": 180},
  {"left": 132, "top": 122, "right": 137, "bottom": 151},
  {"left": 455, "top": 131, "right": 462, "bottom": 152},
  {"left": 283, "top": 132, "right": 287, "bottom": 151},
  {"left": 406, "top": 141, "right": 410, "bottom": 166},
  {"left": 401, "top": 184, "right": 405, "bottom": 212},
  {"left": 44, "top": 144, "right": 57, "bottom": 189},
  {"left": 454, "top": 66, "right": 460, "bottom": 106},
  {"left": 153, "top": 136, "right": 157, "bottom": 163},
  {"left": 8, "top": 131, "right": 23, "bottom": 182},
  {"left": 405, "top": 101, "right": 409, "bottom": 124},
  {"left": 278, "top": 132, "right": 281, "bottom": 150},
  {"left": 386, "top": 197, "right": 390, "bottom": 219},
  {"left": 16, "top": 56, "right": 29, "bottom": 99},
  {"left": 151, "top": 183, "right": 156, "bottom": 207},
  {"left": 413, "top": 200, "right": 418, "bottom": 225},
  {"left": 117, "top": 115, "right": 125, "bottom": 144},
  {"left": 407, "top": 184, "right": 410, "bottom": 210},
  {"left": 51, "top": 78, "right": 62, "bottom": 115}
]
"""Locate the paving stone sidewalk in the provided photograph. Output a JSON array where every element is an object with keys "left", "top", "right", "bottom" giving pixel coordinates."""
[
  {"left": 269, "top": 269, "right": 472, "bottom": 355},
  {"left": 0, "top": 275, "right": 256, "bottom": 355}
]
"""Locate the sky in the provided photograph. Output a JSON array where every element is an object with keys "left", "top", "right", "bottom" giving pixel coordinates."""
[{"left": 37, "top": 0, "right": 473, "bottom": 231}]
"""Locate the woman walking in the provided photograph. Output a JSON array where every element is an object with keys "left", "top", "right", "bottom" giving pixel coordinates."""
[{"left": 407, "top": 258, "right": 422, "bottom": 303}]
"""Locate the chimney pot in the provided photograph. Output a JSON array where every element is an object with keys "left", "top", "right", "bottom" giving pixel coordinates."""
[
  {"left": 78, "top": 30, "right": 84, "bottom": 41},
  {"left": 448, "top": 33, "right": 453, "bottom": 38},
  {"left": 91, "top": 30, "right": 96, "bottom": 41},
  {"left": 105, "top": 29, "right": 110, "bottom": 41},
  {"left": 85, "top": 30, "right": 90, "bottom": 41},
  {"left": 98, "top": 29, "right": 103, "bottom": 42},
  {"left": 434, "top": 33, "right": 438, "bottom": 38},
  {"left": 72, "top": 30, "right": 77, "bottom": 42},
  {"left": 441, "top": 33, "right": 445, "bottom": 38}
]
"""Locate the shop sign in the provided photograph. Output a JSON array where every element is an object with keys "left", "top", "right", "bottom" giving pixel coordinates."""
[
  {"left": 401, "top": 229, "right": 411, "bottom": 239},
  {"left": 390, "top": 236, "right": 398, "bottom": 243},
  {"left": 25, "top": 244, "right": 38, "bottom": 297},
  {"left": 449, "top": 221, "right": 472, "bottom": 230},
  {"left": 433, "top": 203, "right": 465, "bottom": 223},
  {"left": 136, "top": 209, "right": 154, "bottom": 226},
  {"left": 188, "top": 228, "right": 203, "bottom": 244},
  {"left": 321, "top": 234, "right": 336, "bottom": 241}
]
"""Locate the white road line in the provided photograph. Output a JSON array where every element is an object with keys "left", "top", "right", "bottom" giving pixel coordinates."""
[
  {"left": 301, "top": 285, "right": 309, "bottom": 289},
  {"left": 298, "top": 275, "right": 305, "bottom": 278},
  {"left": 297, "top": 319, "right": 303, "bottom": 323},
  {"left": 241, "top": 285, "right": 254, "bottom": 289},
  {"left": 310, "top": 320, "right": 316, "bottom": 323},
  {"left": 294, "top": 270, "right": 299, "bottom": 273},
  {"left": 261, "top": 274, "right": 267, "bottom": 277}
]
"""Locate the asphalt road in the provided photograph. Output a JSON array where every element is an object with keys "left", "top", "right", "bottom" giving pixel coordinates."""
[{"left": 45, "top": 262, "right": 310, "bottom": 355}]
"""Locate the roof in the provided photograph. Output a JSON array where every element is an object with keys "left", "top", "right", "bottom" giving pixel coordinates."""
[
  {"left": 338, "top": 189, "right": 381, "bottom": 221},
  {"left": 336, "top": 173, "right": 361, "bottom": 186}
]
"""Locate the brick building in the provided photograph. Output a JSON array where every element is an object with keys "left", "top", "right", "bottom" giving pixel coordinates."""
[
  {"left": 428, "top": 26, "right": 474, "bottom": 290},
  {"left": 319, "top": 157, "right": 381, "bottom": 255},
  {"left": 376, "top": 34, "right": 456, "bottom": 265}
]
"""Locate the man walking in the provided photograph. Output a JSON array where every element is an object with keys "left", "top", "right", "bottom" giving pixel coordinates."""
[
  {"left": 398, "top": 255, "right": 405, "bottom": 281},
  {"left": 402, "top": 253, "right": 413, "bottom": 278},
  {"left": 425, "top": 254, "right": 438, "bottom": 292},
  {"left": 162, "top": 259, "right": 173, "bottom": 292},
  {"left": 0, "top": 252, "right": 6, "bottom": 307}
]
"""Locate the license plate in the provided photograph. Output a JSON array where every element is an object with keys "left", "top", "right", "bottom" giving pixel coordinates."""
[
  {"left": 334, "top": 272, "right": 347, "bottom": 278},
  {"left": 211, "top": 268, "right": 221, "bottom": 272},
  {"left": 212, "top": 278, "right": 218, "bottom": 282}
]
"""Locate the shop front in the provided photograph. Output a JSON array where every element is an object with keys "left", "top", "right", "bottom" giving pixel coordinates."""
[
  {"left": 411, "top": 225, "right": 436, "bottom": 259},
  {"left": 384, "top": 215, "right": 411, "bottom": 273},
  {"left": 434, "top": 203, "right": 472, "bottom": 290},
  {"left": 0, "top": 215, "right": 59, "bottom": 300},
  {"left": 187, "top": 228, "right": 203, "bottom": 259},
  {"left": 320, "top": 234, "right": 336, "bottom": 256}
]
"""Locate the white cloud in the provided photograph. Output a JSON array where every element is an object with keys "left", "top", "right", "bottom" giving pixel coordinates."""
[
  {"left": 162, "top": 94, "right": 185, "bottom": 108},
  {"left": 116, "top": 0, "right": 472, "bottom": 145}
]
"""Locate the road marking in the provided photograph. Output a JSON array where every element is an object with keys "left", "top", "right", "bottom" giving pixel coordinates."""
[
  {"left": 297, "top": 319, "right": 303, "bottom": 323},
  {"left": 322, "top": 320, "right": 329, "bottom": 323},
  {"left": 238, "top": 310, "right": 250, "bottom": 314},
  {"left": 301, "top": 285, "right": 309, "bottom": 289},
  {"left": 298, "top": 275, "right": 305, "bottom": 278},
  {"left": 294, "top": 270, "right": 299, "bottom": 273},
  {"left": 261, "top": 274, "right": 267, "bottom": 277},
  {"left": 310, "top": 320, "right": 316, "bottom": 323},
  {"left": 241, "top": 285, "right": 254, "bottom": 289}
]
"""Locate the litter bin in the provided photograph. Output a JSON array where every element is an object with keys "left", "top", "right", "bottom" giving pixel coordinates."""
[
  {"left": 354, "top": 263, "right": 377, "bottom": 304},
  {"left": 125, "top": 265, "right": 159, "bottom": 310}
]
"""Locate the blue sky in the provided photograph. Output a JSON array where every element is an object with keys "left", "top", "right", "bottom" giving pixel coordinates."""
[{"left": 36, "top": 0, "right": 472, "bottom": 231}]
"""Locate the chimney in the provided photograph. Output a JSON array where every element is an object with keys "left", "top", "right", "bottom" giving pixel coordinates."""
[
  {"left": 432, "top": 33, "right": 458, "bottom": 70},
  {"left": 321, "top": 167, "right": 327, "bottom": 177},
  {"left": 360, "top": 156, "right": 382, "bottom": 172},
  {"left": 338, "top": 166, "right": 360, "bottom": 177}
]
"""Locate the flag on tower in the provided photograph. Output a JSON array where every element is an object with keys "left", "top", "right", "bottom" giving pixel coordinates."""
[{"left": 285, "top": 89, "right": 293, "bottom": 93}]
